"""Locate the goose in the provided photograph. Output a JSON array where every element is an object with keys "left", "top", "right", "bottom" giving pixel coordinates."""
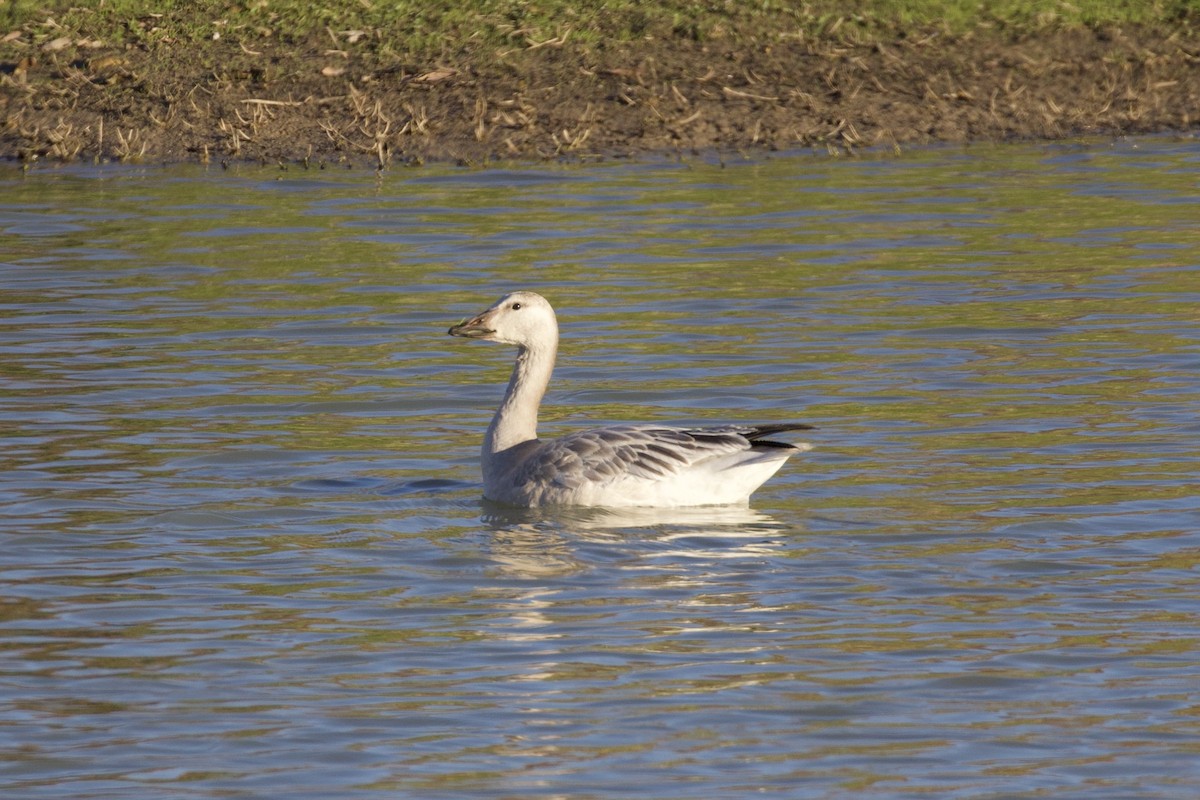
[{"left": 448, "top": 291, "right": 813, "bottom": 507}]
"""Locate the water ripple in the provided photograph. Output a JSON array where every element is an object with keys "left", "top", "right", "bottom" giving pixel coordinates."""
[{"left": 1, "top": 139, "right": 1198, "bottom": 799}]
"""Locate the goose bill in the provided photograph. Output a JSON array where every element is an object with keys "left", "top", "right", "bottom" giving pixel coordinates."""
[{"left": 449, "top": 319, "right": 494, "bottom": 338}]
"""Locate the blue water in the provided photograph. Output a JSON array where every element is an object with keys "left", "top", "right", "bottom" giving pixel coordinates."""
[{"left": 2, "top": 138, "right": 1199, "bottom": 799}]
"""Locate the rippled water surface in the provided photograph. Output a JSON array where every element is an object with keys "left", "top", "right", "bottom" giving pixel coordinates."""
[{"left": 2, "top": 139, "right": 1199, "bottom": 798}]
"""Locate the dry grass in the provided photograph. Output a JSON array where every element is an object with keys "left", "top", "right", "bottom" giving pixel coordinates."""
[{"left": 1, "top": 2, "right": 1197, "bottom": 165}]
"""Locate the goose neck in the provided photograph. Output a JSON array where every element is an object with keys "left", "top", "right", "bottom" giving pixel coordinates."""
[{"left": 484, "top": 341, "right": 556, "bottom": 454}]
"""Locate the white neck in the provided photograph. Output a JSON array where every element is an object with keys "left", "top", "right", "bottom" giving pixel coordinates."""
[{"left": 483, "top": 339, "right": 557, "bottom": 455}]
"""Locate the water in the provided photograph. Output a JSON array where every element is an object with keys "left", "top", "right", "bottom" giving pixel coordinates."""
[{"left": 2, "top": 138, "right": 1198, "bottom": 799}]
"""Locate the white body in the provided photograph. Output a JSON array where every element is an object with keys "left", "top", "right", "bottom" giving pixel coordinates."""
[{"left": 449, "top": 291, "right": 811, "bottom": 508}]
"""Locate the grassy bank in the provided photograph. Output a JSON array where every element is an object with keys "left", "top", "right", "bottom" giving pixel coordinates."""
[
  {"left": 3, "top": 1, "right": 1198, "bottom": 165},
  {"left": 5, "top": 0, "right": 1197, "bottom": 53}
]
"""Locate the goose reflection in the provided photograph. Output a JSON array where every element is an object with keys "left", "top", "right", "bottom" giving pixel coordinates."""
[{"left": 479, "top": 501, "right": 794, "bottom": 579}]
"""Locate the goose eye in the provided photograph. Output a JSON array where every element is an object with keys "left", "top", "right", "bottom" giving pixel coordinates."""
[{"left": 511, "top": 302, "right": 522, "bottom": 310}]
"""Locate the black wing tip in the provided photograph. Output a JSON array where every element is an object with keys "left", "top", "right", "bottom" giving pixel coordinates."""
[
  {"left": 745, "top": 423, "right": 816, "bottom": 438},
  {"left": 745, "top": 423, "right": 815, "bottom": 450}
]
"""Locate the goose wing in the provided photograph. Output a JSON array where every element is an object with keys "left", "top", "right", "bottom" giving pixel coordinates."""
[{"left": 518, "top": 423, "right": 813, "bottom": 490}]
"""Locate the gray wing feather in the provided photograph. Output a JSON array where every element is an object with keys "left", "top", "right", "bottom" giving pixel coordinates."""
[{"left": 516, "top": 424, "right": 804, "bottom": 490}]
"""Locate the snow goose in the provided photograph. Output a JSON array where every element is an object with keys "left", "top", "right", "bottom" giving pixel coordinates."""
[{"left": 449, "top": 291, "right": 813, "bottom": 507}]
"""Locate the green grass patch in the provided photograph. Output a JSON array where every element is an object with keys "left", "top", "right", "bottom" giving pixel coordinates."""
[{"left": 4, "top": 0, "right": 1198, "bottom": 57}]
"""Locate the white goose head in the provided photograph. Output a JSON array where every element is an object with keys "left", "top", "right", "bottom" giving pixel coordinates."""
[{"left": 448, "top": 291, "right": 558, "bottom": 349}]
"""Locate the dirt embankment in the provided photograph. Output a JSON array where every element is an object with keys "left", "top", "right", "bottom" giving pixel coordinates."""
[{"left": 2, "top": 23, "right": 1198, "bottom": 166}]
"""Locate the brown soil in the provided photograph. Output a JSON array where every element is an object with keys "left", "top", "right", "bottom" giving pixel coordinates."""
[{"left": 2, "top": 24, "right": 1198, "bottom": 166}]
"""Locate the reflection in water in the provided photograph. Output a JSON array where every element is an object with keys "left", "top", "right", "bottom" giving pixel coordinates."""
[
  {"left": 485, "top": 525, "right": 585, "bottom": 578},
  {"left": 482, "top": 501, "right": 785, "bottom": 532},
  {"left": 481, "top": 503, "right": 791, "bottom": 577},
  {"left": 1, "top": 139, "right": 1199, "bottom": 799}
]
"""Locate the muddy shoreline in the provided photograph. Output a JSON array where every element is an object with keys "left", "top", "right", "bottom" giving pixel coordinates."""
[{"left": 3, "top": 23, "right": 1198, "bottom": 166}]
